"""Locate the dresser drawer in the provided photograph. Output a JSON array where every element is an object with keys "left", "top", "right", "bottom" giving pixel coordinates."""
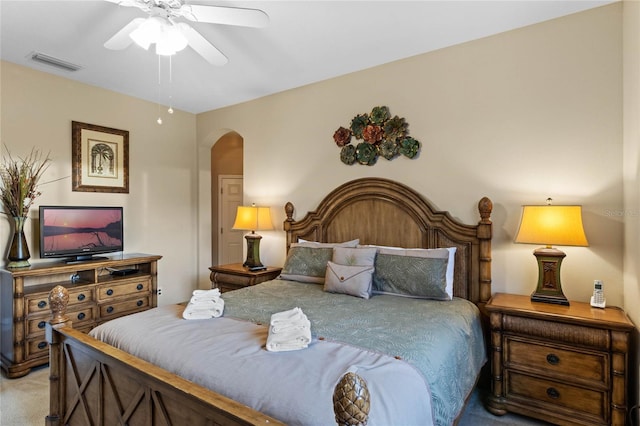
[
  {"left": 97, "top": 279, "right": 150, "bottom": 301},
  {"left": 99, "top": 295, "right": 150, "bottom": 320},
  {"left": 25, "top": 287, "right": 94, "bottom": 315},
  {"left": 26, "top": 305, "right": 96, "bottom": 338},
  {"left": 25, "top": 336, "right": 50, "bottom": 359},
  {"left": 505, "top": 336, "right": 608, "bottom": 386},
  {"left": 25, "top": 323, "right": 95, "bottom": 361},
  {"left": 506, "top": 370, "right": 607, "bottom": 423}
]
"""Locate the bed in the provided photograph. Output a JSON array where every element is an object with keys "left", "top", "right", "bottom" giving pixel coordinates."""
[{"left": 46, "top": 177, "right": 493, "bottom": 426}]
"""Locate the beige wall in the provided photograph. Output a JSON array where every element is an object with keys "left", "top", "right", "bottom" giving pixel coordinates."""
[
  {"left": 622, "top": 2, "right": 640, "bottom": 399},
  {"left": 0, "top": 61, "right": 197, "bottom": 305},
  {"left": 198, "top": 4, "right": 625, "bottom": 305}
]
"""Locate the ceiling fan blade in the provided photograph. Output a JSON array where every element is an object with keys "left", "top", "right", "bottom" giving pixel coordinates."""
[
  {"left": 178, "top": 23, "right": 228, "bottom": 66},
  {"left": 104, "top": 17, "right": 145, "bottom": 50},
  {"left": 184, "top": 5, "right": 269, "bottom": 28}
]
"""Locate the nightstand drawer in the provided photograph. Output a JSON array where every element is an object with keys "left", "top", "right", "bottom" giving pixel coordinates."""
[
  {"left": 503, "top": 315, "right": 610, "bottom": 350},
  {"left": 506, "top": 370, "right": 606, "bottom": 423},
  {"left": 214, "top": 272, "right": 251, "bottom": 286},
  {"left": 505, "top": 336, "right": 608, "bottom": 385}
]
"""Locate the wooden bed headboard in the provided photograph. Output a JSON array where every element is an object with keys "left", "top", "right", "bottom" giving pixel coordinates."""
[{"left": 283, "top": 178, "right": 493, "bottom": 307}]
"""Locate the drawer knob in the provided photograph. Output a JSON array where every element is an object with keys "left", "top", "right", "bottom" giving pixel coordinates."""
[
  {"left": 38, "top": 301, "right": 47, "bottom": 309},
  {"left": 137, "top": 300, "right": 143, "bottom": 307},
  {"left": 546, "top": 387, "right": 560, "bottom": 399},
  {"left": 38, "top": 341, "right": 47, "bottom": 350},
  {"left": 136, "top": 284, "right": 143, "bottom": 291},
  {"left": 106, "top": 306, "right": 114, "bottom": 314},
  {"left": 106, "top": 289, "right": 114, "bottom": 296},
  {"left": 77, "top": 312, "right": 85, "bottom": 320},
  {"left": 546, "top": 354, "right": 560, "bottom": 365},
  {"left": 38, "top": 321, "right": 46, "bottom": 329},
  {"left": 77, "top": 293, "right": 86, "bottom": 301}
]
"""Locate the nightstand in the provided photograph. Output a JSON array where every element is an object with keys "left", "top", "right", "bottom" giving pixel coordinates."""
[
  {"left": 208, "top": 263, "right": 282, "bottom": 293},
  {"left": 485, "top": 293, "right": 635, "bottom": 426}
]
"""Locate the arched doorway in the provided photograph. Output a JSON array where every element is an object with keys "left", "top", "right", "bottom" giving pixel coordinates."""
[{"left": 210, "top": 132, "right": 243, "bottom": 265}]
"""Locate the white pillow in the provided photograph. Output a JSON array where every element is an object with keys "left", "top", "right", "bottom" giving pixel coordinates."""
[
  {"left": 293, "top": 239, "right": 359, "bottom": 248},
  {"left": 324, "top": 261, "right": 374, "bottom": 299},
  {"left": 359, "top": 245, "right": 456, "bottom": 299},
  {"left": 332, "top": 247, "right": 377, "bottom": 266}
]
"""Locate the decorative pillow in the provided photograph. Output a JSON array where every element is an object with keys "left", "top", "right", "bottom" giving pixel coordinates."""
[
  {"left": 280, "top": 246, "right": 333, "bottom": 283},
  {"left": 360, "top": 245, "right": 456, "bottom": 298},
  {"left": 294, "top": 239, "right": 359, "bottom": 248},
  {"left": 372, "top": 249, "right": 449, "bottom": 300},
  {"left": 332, "top": 247, "right": 377, "bottom": 266},
  {"left": 324, "top": 261, "right": 374, "bottom": 299}
]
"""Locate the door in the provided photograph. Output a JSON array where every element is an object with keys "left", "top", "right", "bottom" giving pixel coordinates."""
[{"left": 218, "top": 175, "right": 244, "bottom": 265}]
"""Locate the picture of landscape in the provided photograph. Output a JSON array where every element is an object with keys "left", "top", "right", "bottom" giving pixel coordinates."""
[{"left": 42, "top": 208, "right": 122, "bottom": 252}]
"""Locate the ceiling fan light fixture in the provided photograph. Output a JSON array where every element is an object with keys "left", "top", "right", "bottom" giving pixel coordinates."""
[
  {"left": 156, "top": 23, "right": 188, "bottom": 56},
  {"left": 130, "top": 16, "right": 165, "bottom": 50}
]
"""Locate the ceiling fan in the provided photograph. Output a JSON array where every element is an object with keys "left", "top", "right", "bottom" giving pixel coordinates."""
[{"left": 103, "top": 0, "right": 269, "bottom": 66}]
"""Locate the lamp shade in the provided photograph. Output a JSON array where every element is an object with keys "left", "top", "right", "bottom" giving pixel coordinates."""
[
  {"left": 515, "top": 205, "right": 588, "bottom": 247},
  {"left": 232, "top": 205, "right": 274, "bottom": 232}
]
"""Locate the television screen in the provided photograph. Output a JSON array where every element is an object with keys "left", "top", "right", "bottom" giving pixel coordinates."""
[{"left": 39, "top": 206, "right": 123, "bottom": 262}]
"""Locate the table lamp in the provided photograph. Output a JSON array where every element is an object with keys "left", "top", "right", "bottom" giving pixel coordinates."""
[
  {"left": 514, "top": 199, "right": 588, "bottom": 306},
  {"left": 232, "top": 204, "right": 274, "bottom": 269}
]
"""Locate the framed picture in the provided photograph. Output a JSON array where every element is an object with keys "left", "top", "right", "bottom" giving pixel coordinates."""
[{"left": 72, "top": 121, "right": 129, "bottom": 193}]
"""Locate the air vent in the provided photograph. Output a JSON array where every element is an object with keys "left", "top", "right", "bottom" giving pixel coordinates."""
[{"left": 30, "top": 52, "right": 82, "bottom": 72}]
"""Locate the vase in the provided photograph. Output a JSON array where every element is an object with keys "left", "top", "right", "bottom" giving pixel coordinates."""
[{"left": 7, "top": 216, "right": 30, "bottom": 268}]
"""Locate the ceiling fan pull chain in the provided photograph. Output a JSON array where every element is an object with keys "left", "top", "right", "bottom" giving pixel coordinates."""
[{"left": 156, "top": 54, "right": 163, "bottom": 125}]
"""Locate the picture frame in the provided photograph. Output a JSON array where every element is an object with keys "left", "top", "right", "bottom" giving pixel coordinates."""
[{"left": 71, "top": 121, "right": 129, "bottom": 193}]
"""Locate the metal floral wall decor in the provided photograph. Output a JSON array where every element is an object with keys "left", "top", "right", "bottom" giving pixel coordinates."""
[{"left": 333, "top": 106, "right": 420, "bottom": 166}]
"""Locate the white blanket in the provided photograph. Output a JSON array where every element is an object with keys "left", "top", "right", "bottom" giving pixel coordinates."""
[{"left": 90, "top": 305, "right": 434, "bottom": 426}]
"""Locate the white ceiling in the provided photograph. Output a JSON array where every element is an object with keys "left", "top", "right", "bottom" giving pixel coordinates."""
[{"left": 0, "top": 0, "right": 615, "bottom": 114}]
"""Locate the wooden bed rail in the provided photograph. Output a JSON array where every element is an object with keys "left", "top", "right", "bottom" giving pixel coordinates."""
[{"left": 47, "top": 285, "right": 371, "bottom": 426}]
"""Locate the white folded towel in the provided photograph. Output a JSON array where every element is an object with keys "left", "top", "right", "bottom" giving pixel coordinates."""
[
  {"left": 270, "top": 307, "right": 305, "bottom": 325},
  {"left": 182, "top": 296, "right": 224, "bottom": 320},
  {"left": 266, "top": 332, "right": 311, "bottom": 352},
  {"left": 190, "top": 288, "right": 221, "bottom": 303},
  {"left": 266, "top": 307, "right": 311, "bottom": 352},
  {"left": 271, "top": 317, "right": 311, "bottom": 334}
]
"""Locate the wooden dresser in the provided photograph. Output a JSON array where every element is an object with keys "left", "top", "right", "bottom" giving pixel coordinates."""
[
  {"left": 209, "top": 263, "right": 282, "bottom": 292},
  {"left": 485, "top": 293, "right": 635, "bottom": 426},
  {"left": 0, "top": 253, "right": 161, "bottom": 378}
]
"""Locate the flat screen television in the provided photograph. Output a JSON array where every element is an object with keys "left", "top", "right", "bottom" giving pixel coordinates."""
[{"left": 39, "top": 206, "right": 123, "bottom": 262}]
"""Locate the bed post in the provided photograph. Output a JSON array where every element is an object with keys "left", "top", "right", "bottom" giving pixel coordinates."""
[
  {"left": 45, "top": 285, "right": 72, "bottom": 426},
  {"left": 477, "top": 197, "right": 493, "bottom": 308},
  {"left": 333, "top": 372, "right": 370, "bottom": 426},
  {"left": 284, "top": 201, "right": 295, "bottom": 252}
]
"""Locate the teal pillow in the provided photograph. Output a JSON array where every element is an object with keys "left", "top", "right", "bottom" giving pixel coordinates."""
[
  {"left": 372, "top": 253, "right": 449, "bottom": 300},
  {"left": 280, "top": 246, "right": 333, "bottom": 283}
]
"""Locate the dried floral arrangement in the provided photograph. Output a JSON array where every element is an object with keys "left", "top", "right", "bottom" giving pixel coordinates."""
[
  {"left": 333, "top": 106, "right": 420, "bottom": 166},
  {"left": 0, "top": 147, "right": 51, "bottom": 218}
]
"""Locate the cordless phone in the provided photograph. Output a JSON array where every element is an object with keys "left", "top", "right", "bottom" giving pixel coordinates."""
[{"left": 590, "top": 280, "right": 606, "bottom": 308}]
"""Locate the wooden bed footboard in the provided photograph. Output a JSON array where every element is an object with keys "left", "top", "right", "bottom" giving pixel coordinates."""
[{"left": 46, "top": 285, "right": 370, "bottom": 426}]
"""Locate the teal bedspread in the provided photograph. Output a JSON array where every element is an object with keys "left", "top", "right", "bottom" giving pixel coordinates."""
[{"left": 222, "top": 279, "right": 486, "bottom": 426}]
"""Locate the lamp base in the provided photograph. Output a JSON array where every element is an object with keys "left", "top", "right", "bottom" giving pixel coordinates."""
[
  {"left": 243, "top": 233, "right": 264, "bottom": 269},
  {"left": 530, "top": 247, "right": 570, "bottom": 306}
]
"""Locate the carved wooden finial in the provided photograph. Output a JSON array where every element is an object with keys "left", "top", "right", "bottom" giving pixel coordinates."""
[
  {"left": 284, "top": 202, "right": 294, "bottom": 222},
  {"left": 478, "top": 197, "right": 493, "bottom": 223},
  {"left": 49, "top": 285, "right": 69, "bottom": 325},
  {"left": 333, "top": 372, "right": 370, "bottom": 426}
]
